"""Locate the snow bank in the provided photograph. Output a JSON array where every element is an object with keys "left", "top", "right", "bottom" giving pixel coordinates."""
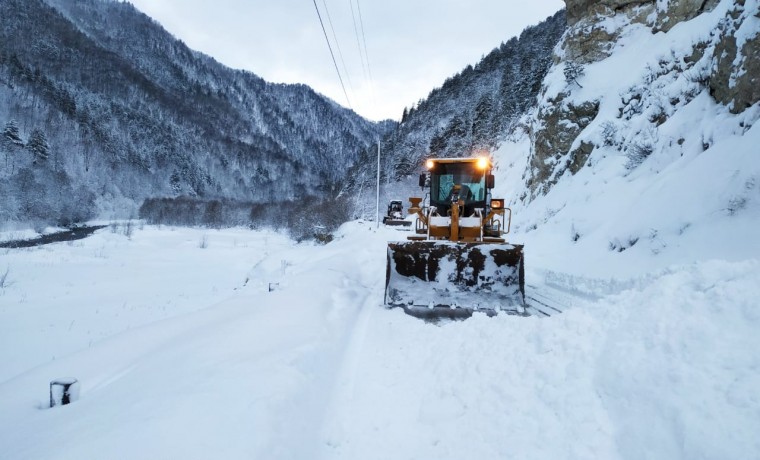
[{"left": 321, "top": 259, "right": 760, "bottom": 460}]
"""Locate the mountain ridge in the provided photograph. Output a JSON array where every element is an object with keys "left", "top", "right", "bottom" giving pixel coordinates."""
[
  {"left": 343, "top": 10, "right": 567, "bottom": 217},
  {"left": 0, "top": 0, "right": 392, "bottom": 228}
]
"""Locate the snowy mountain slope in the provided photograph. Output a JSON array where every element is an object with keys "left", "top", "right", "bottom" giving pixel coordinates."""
[
  {"left": 495, "top": 102, "right": 760, "bottom": 278},
  {"left": 0, "top": 0, "right": 391, "bottom": 227},
  {"left": 343, "top": 10, "right": 566, "bottom": 218},
  {"left": 0, "top": 223, "right": 758, "bottom": 459},
  {"left": 491, "top": 0, "right": 760, "bottom": 278}
]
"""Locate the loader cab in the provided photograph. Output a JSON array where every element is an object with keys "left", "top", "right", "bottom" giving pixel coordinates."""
[
  {"left": 388, "top": 200, "right": 403, "bottom": 215},
  {"left": 425, "top": 158, "right": 492, "bottom": 214}
]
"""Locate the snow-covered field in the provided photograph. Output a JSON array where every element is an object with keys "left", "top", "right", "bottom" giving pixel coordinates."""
[{"left": 1, "top": 217, "right": 758, "bottom": 460}]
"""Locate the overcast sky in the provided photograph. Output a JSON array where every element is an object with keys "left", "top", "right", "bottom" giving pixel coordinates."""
[{"left": 127, "top": 0, "right": 565, "bottom": 121}]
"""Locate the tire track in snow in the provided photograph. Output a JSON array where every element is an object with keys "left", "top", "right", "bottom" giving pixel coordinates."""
[
  {"left": 317, "top": 275, "right": 383, "bottom": 458},
  {"left": 525, "top": 282, "right": 572, "bottom": 316}
]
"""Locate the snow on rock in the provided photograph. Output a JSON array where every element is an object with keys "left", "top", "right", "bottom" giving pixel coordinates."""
[{"left": 495, "top": 0, "right": 760, "bottom": 279}]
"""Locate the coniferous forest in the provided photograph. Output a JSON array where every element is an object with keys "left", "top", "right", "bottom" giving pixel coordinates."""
[
  {"left": 1, "top": 0, "right": 564, "bottom": 238},
  {"left": 0, "top": 0, "right": 392, "bottom": 235},
  {"left": 344, "top": 11, "right": 566, "bottom": 201}
]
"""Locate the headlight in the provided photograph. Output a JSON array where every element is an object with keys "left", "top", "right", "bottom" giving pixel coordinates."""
[
  {"left": 490, "top": 199, "right": 504, "bottom": 209},
  {"left": 426, "top": 159, "right": 435, "bottom": 169},
  {"left": 477, "top": 157, "right": 489, "bottom": 170}
]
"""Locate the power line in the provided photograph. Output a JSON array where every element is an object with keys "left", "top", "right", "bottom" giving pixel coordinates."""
[
  {"left": 348, "top": 0, "right": 368, "bottom": 81},
  {"left": 355, "top": 0, "right": 376, "bottom": 104},
  {"left": 312, "top": 0, "right": 352, "bottom": 108},
  {"left": 321, "top": 0, "right": 355, "bottom": 95}
]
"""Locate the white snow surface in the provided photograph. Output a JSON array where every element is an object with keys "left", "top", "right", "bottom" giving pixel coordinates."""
[
  {"left": 1, "top": 219, "right": 758, "bottom": 459},
  {"left": 2, "top": 2, "right": 760, "bottom": 458}
]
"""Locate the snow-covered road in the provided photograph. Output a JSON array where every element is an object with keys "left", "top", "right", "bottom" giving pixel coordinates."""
[{"left": 1, "top": 222, "right": 758, "bottom": 459}]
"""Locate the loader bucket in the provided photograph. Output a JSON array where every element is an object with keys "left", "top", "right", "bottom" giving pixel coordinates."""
[{"left": 385, "top": 241, "right": 525, "bottom": 319}]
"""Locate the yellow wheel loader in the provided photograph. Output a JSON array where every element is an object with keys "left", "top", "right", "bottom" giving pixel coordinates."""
[
  {"left": 382, "top": 200, "right": 412, "bottom": 227},
  {"left": 384, "top": 157, "right": 525, "bottom": 319}
]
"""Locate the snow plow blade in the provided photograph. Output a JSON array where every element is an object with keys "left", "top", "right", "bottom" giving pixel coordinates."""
[{"left": 385, "top": 241, "right": 525, "bottom": 318}]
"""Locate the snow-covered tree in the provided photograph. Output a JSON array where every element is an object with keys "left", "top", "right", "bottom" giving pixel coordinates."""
[
  {"left": 472, "top": 95, "right": 496, "bottom": 151},
  {"left": 2, "top": 120, "right": 25, "bottom": 173},
  {"left": 3, "top": 120, "right": 23, "bottom": 146},
  {"left": 27, "top": 129, "right": 50, "bottom": 165},
  {"left": 564, "top": 61, "right": 585, "bottom": 88}
]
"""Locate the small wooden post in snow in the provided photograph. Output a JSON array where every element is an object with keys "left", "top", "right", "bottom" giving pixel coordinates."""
[
  {"left": 376, "top": 138, "right": 380, "bottom": 228},
  {"left": 50, "top": 378, "right": 80, "bottom": 407}
]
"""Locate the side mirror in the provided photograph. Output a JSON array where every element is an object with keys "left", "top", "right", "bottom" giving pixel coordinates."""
[
  {"left": 486, "top": 174, "right": 495, "bottom": 189},
  {"left": 419, "top": 173, "right": 426, "bottom": 188}
]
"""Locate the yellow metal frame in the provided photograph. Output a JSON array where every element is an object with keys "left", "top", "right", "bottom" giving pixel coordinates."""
[
  {"left": 406, "top": 197, "right": 511, "bottom": 243},
  {"left": 407, "top": 156, "right": 513, "bottom": 243}
]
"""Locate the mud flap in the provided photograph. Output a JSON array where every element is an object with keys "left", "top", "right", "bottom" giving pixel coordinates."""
[{"left": 385, "top": 241, "right": 525, "bottom": 315}]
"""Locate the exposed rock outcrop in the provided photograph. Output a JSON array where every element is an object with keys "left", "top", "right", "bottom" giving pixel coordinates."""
[
  {"left": 710, "top": 0, "right": 760, "bottom": 113},
  {"left": 563, "top": 0, "right": 655, "bottom": 64},
  {"left": 562, "top": 0, "right": 724, "bottom": 64},
  {"left": 562, "top": 22, "right": 622, "bottom": 64},
  {"left": 528, "top": 95, "right": 599, "bottom": 193},
  {"left": 654, "top": 0, "right": 722, "bottom": 32},
  {"left": 565, "top": 0, "right": 652, "bottom": 26},
  {"left": 524, "top": 0, "right": 759, "bottom": 198}
]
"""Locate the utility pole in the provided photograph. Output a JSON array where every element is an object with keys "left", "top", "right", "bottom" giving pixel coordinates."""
[{"left": 375, "top": 137, "right": 380, "bottom": 228}]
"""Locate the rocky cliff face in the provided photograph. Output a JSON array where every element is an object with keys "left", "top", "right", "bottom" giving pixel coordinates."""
[
  {"left": 710, "top": 0, "right": 760, "bottom": 112},
  {"left": 563, "top": 0, "right": 722, "bottom": 63},
  {"left": 566, "top": 0, "right": 722, "bottom": 29},
  {"left": 524, "top": 0, "right": 759, "bottom": 198}
]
